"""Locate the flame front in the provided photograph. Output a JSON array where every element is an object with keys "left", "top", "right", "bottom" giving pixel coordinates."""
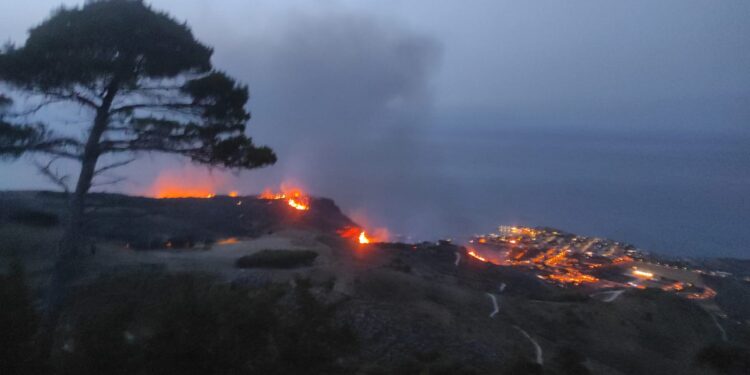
[
  {"left": 259, "top": 187, "right": 310, "bottom": 211},
  {"left": 288, "top": 198, "right": 309, "bottom": 211}
]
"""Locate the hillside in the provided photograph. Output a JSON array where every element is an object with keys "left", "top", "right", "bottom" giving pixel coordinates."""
[{"left": 1, "top": 191, "right": 749, "bottom": 374}]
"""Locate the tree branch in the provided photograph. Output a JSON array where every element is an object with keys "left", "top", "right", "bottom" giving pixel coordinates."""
[
  {"left": 93, "top": 157, "right": 136, "bottom": 175},
  {"left": 91, "top": 176, "right": 126, "bottom": 187},
  {"left": 33, "top": 157, "right": 70, "bottom": 193},
  {"left": 31, "top": 89, "right": 100, "bottom": 109},
  {"left": 6, "top": 98, "right": 66, "bottom": 117},
  {"left": 110, "top": 102, "right": 202, "bottom": 114}
]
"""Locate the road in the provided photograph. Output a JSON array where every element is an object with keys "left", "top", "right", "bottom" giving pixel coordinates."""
[
  {"left": 514, "top": 325, "right": 543, "bottom": 365},
  {"left": 710, "top": 314, "right": 728, "bottom": 342},
  {"left": 486, "top": 293, "right": 499, "bottom": 318},
  {"left": 591, "top": 289, "right": 626, "bottom": 303}
]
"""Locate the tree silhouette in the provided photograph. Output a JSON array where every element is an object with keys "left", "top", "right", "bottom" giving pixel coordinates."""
[{"left": 0, "top": 0, "right": 276, "bottom": 258}]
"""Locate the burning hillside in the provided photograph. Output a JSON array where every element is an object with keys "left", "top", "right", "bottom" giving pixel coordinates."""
[
  {"left": 143, "top": 167, "right": 231, "bottom": 199},
  {"left": 258, "top": 188, "right": 310, "bottom": 211},
  {"left": 337, "top": 226, "right": 378, "bottom": 244}
]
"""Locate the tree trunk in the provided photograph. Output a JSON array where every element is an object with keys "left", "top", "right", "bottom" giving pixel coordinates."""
[
  {"left": 58, "top": 78, "right": 120, "bottom": 258},
  {"left": 45, "top": 77, "right": 120, "bottom": 336}
]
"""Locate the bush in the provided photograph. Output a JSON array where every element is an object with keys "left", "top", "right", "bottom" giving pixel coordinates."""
[
  {"left": 235, "top": 250, "right": 318, "bottom": 269},
  {"left": 54, "top": 272, "right": 355, "bottom": 375},
  {"left": 9, "top": 210, "right": 59, "bottom": 227}
]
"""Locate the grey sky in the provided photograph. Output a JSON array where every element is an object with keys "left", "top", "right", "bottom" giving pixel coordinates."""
[{"left": 1, "top": 1, "right": 749, "bottom": 255}]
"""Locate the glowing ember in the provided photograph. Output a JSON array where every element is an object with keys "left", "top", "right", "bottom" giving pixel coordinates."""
[{"left": 358, "top": 231, "right": 371, "bottom": 244}]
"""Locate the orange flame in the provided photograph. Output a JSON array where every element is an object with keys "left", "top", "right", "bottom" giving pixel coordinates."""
[
  {"left": 467, "top": 249, "right": 488, "bottom": 262},
  {"left": 358, "top": 231, "right": 371, "bottom": 244},
  {"left": 338, "top": 226, "right": 362, "bottom": 239},
  {"left": 145, "top": 167, "right": 233, "bottom": 199},
  {"left": 337, "top": 226, "right": 386, "bottom": 244},
  {"left": 258, "top": 187, "right": 310, "bottom": 211}
]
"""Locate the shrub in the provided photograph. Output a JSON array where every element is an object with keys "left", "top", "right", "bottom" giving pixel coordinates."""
[
  {"left": 235, "top": 250, "right": 318, "bottom": 269},
  {"left": 9, "top": 210, "right": 59, "bottom": 227},
  {"left": 54, "top": 272, "right": 355, "bottom": 375}
]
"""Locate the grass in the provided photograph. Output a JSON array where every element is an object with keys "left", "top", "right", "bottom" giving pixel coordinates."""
[{"left": 235, "top": 250, "right": 319, "bottom": 269}]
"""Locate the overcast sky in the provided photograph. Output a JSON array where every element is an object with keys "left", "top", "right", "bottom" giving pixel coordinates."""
[{"left": 1, "top": 1, "right": 749, "bottom": 251}]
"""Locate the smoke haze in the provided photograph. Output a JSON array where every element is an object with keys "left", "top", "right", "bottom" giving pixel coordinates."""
[{"left": 1, "top": 1, "right": 748, "bottom": 257}]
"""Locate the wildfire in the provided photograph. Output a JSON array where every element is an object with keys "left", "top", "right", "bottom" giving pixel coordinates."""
[
  {"left": 146, "top": 167, "right": 233, "bottom": 199},
  {"left": 358, "top": 231, "right": 371, "bottom": 244},
  {"left": 258, "top": 188, "right": 310, "bottom": 211},
  {"left": 288, "top": 198, "right": 309, "bottom": 211},
  {"left": 156, "top": 190, "right": 216, "bottom": 199},
  {"left": 467, "top": 249, "right": 488, "bottom": 262},
  {"left": 337, "top": 226, "right": 387, "bottom": 244}
]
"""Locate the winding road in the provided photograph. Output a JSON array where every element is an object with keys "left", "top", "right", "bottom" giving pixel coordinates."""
[
  {"left": 486, "top": 293, "right": 499, "bottom": 318},
  {"left": 514, "top": 325, "right": 543, "bottom": 365},
  {"left": 710, "top": 314, "right": 728, "bottom": 342},
  {"left": 591, "top": 289, "right": 626, "bottom": 303}
]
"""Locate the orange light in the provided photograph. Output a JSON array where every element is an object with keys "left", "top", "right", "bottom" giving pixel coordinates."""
[
  {"left": 467, "top": 250, "right": 488, "bottom": 262},
  {"left": 338, "top": 226, "right": 362, "bottom": 239},
  {"left": 217, "top": 237, "right": 239, "bottom": 245},
  {"left": 287, "top": 198, "right": 309, "bottom": 211},
  {"left": 259, "top": 189, "right": 285, "bottom": 200},
  {"left": 358, "top": 231, "right": 371, "bottom": 244},
  {"left": 155, "top": 189, "right": 217, "bottom": 199},
  {"left": 632, "top": 269, "right": 654, "bottom": 279},
  {"left": 146, "top": 167, "right": 226, "bottom": 199},
  {"left": 228, "top": 191, "right": 239, "bottom": 197},
  {"left": 259, "top": 187, "right": 310, "bottom": 211},
  {"left": 547, "top": 272, "right": 598, "bottom": 284}
]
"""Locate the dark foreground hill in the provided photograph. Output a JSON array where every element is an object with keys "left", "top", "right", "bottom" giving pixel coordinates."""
[{"left": 1, "top": 191, "right": 749, "bottom": 375}]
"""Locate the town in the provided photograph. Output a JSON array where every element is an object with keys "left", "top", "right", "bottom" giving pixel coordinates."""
[{"left": 467, "top": 226, "right": 718, "bottom": 301}]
